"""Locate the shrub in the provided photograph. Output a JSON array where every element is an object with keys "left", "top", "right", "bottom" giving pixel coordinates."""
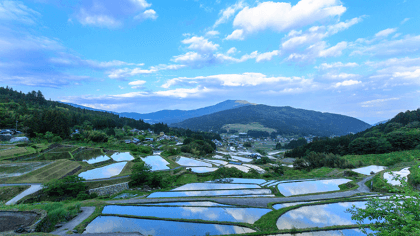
[{"left": 43, "top": 175, "right": 86, "bottom": 198}]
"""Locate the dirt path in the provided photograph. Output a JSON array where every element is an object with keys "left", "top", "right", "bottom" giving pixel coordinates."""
[
  {"left": 5, "top": 184, "right": 43, "bottom": 205},
  {"left": 51, "top": 207, "right": 95, "bottom": 236},
  {"left": 107, "top": 176, "right": 375, "bottom": 208}
]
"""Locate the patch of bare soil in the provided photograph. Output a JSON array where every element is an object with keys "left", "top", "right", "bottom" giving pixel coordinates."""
[{"left": 0, "top": 211, "right": 39, "bottom": 232}]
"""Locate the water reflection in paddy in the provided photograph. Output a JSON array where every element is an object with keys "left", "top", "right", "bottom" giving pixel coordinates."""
[
  {"left": 141, "top": 201, "right": 232, "bottom": 207},
  {"left": 270, "top": 228, "right": 374, "bottom": 236},
  {"left": 85, "top": 216, "right": 256, "bottom": 235},
  {"left": 141, "top": 156, "right": 170, "bottom": 171},
  {"left": 188, "top": 167, "right": 218, "bottom": 173},
  {"left": 78, "top": 162, "right": 127, "bottom": 180},
  {"left": 277, "top": 179, "right": 351, "bottom": 196},
  {"left": 272, "top": 201, "right": 321, "bottom": 209},
  {"left": 84, "top": 155, "right": 110, "bottom": 164},
  {"left": 230, "top": 156, "right": 253, "bottom": 163},
  {"left": 207, "top": 160, "right": 228, "bottom": 165},
  {"left": 383, "top": 167, "right": 410, "bottom": 186},
  {"left": 352, "top": 165, "right": 386, "bottom": 175},
  {"left": 110, "top": 152, "right": 134, "bottom": 162},
  {"left": 171, "top": 183, "right": 261, "bottom": 191},
  {"left": 147, "top": 189, "right": 272, "bottom": 198},
  {"left": 209, "top": 178, "right": 266, "bottom": 184},
  {"left": 176, "top": 157, "right": 212, "bottom": 167},
  {"left": 276, "top": 201, "right": 373, "bottom": 229},
  {"left": 102, "top": 205, "right": 271, "bottom": 223}
]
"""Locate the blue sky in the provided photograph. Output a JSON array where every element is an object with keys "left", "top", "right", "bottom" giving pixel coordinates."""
[{"left": 1, "top": 0, "right": 419, "bottom": 124}]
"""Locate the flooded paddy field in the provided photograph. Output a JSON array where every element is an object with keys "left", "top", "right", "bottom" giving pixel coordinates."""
[
  {"left": 175, "top": 157, "right": 213, "bottom": 167},
  {"left": 110, "top": 152, "right": 134, "bottom": 162},
  {"left": 277, "top": 179, "right": 351, "bottom": 196},
  {"left": 141, "top": 155, "right": 170, "bottom": 171},
  {"left": 74, "top": 149, "right": 111, "bottom": 164},
  {"left": 276, "top": 201, "right": 374, "bottom": 230},
  {"left": 147, "top": 188, "right": 272, "bottom": 198},
  {"left": 78, "top": 162, "right": 127, "bottom": 180},
  {"left": 102, "top": 205, "right": 271, "bottom": 223},
  {"left": 84, "top": 216, "right": 256, "bottom": 235},
  {"left": 171, "top": 183, "right": 261, "bottom": 191},
  {"left": 352, "top": 165, "right": 386, "bottom": 175}
]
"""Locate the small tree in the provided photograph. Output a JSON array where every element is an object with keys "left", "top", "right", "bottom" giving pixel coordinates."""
[
  {"left": 347, "top": 175, "right": 420, "bottom": 236},
  {"left": 130, "top": 162, "right": 152, "bottom": 187},
  {"left": 43, "top": 175, "right": 86, "bottom": 198}
]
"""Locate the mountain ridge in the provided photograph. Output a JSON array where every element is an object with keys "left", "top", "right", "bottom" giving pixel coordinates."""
[{"left": 172, "top": 104, "right": 371, "bottom": 136}]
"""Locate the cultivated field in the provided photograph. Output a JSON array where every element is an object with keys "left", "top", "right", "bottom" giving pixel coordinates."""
[{"left": 5, "top": 159, "right": 81, "bottom": 183}]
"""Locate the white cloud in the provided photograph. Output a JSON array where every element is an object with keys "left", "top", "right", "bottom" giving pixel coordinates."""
[
  {"left": 256, "top": 50, "right": 280, "bottom": 62},
  {"left": 230, "top": 0, "right": 346, "bottom": 38},
  {"left": 108, "top": 67, "right": 157, "bottom": 79},
  {"left": 401, "top": 18, "right": 410, "bottom": 24},
  {"left": 182, "top": 36, "right": 219, "bottom": 52},
  {"left": 205, "top": 30, "right": 219, "bottom": 36},
  {"left": 319, "top": 41, "right": 347, "bottom": 57},
  {"left": 0, "top": 0, "right": 40, "bottom": 24},
  {"left": 155, "top": 86, "right": 213, "bottom": 98},
  {"left": 352, "top": 34, "right": 420, "bottom": 56},
  {"left": 227, "top": 47, "right": 237, "bottom": 54},
  {"left": 134, "top": 9, "right": 158, "bottom": 20},
  {"left": 393, "top": 69, "right": 420, "bottom": 79},
  {"left": 325, "top": 73, "right": 359, "bottom": 80},
  {"left": 213, "top": 0, "right": 245, "bottom": 28},
  {"left": 360, "top": 98, "right": 400, "bottom": 107},
  {"left": 128, "top": 80, "right": 146, "bottom": 89},
  {"left": 225, "top": 29, "right": 244, "bottom": 40},
  {"left": 162, "top": 72, "right": 304, "bottom": 88},
  {"left": 317, "top": 62, "right": 358, "bottom": 70},
  {"left": 334, "top": 80, "right": 361, "bottom": 87},
  {"left": 73, "top": 0, "right": 155, "bottom": 28},
  {"left": 375, "top": 28, "right": 397, "bottom": 38}
]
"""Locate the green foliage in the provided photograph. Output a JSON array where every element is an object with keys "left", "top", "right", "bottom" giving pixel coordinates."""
[
  {"left": 347, "top": 175, "right": 420, "bottom": 235},
  {"left": 129, "top": 162, "right": 152, "bottom": 187},
  {"left": 211, "top": 167, "right": 262, "bottom": 180},
  {"left": 284, "top": 138, "right": 307, "bottom": 149},
  {"left": 293, "top": 152, "right": 353, "bottom": 171},
  {"left": 286, "top": 109, "right": 420, "bottom": 158},
  {"left": 181, "top": 139, "right": 215, "bottom": 155},
  {"left": 163, "top": 146, "right": 181, "bottom": 156},
  {"left": 43, "top": 175, "right": 86, "bottom": 198},
  {"left": 254, "top": 156, "right": 271, "bottom": 164},
  {"left": 243, "top": 142, "right": 252, "bottom": 147},
  {"left": 128, "top": 143, "right": 152, "bottom": 156},
  {"left": 36, "top": 202, "right": 81, "bottom": 232},
  {"left": 256, "top": 148, "right": 267, "bottom": 155}
]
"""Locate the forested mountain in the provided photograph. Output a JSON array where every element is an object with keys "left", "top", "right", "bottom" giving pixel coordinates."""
[
  {"left": 172, "top": 105, "right": 371, "bottom": 136},
  {"left": 118, "top": 100, "right": 254, "bottom": 124},
  {"left": 285, "top": 108, "right": 420, "bottom": 158},
  {"left": 0, "top": 87, "right": 170, "bottom": 138}
]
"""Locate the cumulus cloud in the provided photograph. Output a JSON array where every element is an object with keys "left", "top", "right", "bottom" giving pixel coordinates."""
[
  {"left": 318, "top": 41, "right": 347, "bottom": 57},
  {"left": 324, "top": 73, "right": 360, "bottom": 80},
  {"left": 72, "top": 0, "right": 156, "bottom": 28},
  {"left": 256, "top": 50, "right": 280, "bottom": 62},
  {"left": 162, "top": 72, "right": 306, "bottom": 88},
  {"left": 128, "top": 80, "right": 146, "bottom": 89},
  {"left": 287, "top": 41, "right": 347, "bottom": 63},
  {"left": 182, "top": 36, "right": 219, "bottom": 53},
  {"left": 317, "top": 62, "right": 358, "bottom": 70},
  {"left": 225, "top": 29, "right": 244, "bottom": 40},
  {"left": 334, "top": 80, "right": 361, "bottom": 87},
  {"left": 228, "top": 0, "right": 346, "bottom": 39}
]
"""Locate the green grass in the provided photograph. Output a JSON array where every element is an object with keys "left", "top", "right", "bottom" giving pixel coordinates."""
[
  {"left": 175, "top": 173, "right": 198, "bottom": 185},
  {"left": 0, "top": 146, "right": 34, "bottom": 160},
  {"left": 162, "top": 155, "right": 180, "bottom": 169},
  {"left": 222, "top": 122, "right": 277, "bottom": 134},
  {"left": 342, "top": 150, "right": 420, "bottom": 167},
  {"left": 5, "top": 159, "right": 81, "bottom": 184},
  {"left": 118, "top": 161, "right": 134, "bottom": 176},
  {"left": 0, "top": 185, "right": 30, "bottom": 202},
  {"left": 85, "top": 177, "right": 131, "bottom": 189}
]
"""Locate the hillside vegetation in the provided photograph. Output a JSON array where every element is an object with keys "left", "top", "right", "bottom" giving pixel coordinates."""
[
  {"left": 173, "top": 104, "right": 371, "bottom": 136},
  {"left": 285, "top": 108, "right": 420, "bottom": 158}
]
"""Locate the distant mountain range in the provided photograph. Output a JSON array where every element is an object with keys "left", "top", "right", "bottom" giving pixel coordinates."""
[
  {"left": 63, "top": 100, "right": 254, "bottom": 124},
  {"left": 371, "top": 119, "right": 391, "bottom": 126},
  {"left": 172, "top": 105, "right": 372, "bottom": 136}
]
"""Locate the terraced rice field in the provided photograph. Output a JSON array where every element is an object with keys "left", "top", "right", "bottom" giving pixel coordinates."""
[
  {"left": 0, "top": 146, "right": 33, "bottom": 160},
  {"left": 5, "top": 159, "right": 81, "bottom": 183}
]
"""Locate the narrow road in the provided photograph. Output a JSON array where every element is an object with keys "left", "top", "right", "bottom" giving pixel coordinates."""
[
  {"left": 5, "top": 184, "right": 43, "bottom": 205},
  {"left": 107, "top": 176, "right": 375, "bottom": 208},
  {"left": 52, "top": 207, "right": 96, "bottom": 236}
]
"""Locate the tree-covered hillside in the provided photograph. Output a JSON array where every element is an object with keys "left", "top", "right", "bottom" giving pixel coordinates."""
[
  {"left": 285, "top": 108, "right": 420, "bottom": 157},
  {"left": 172, "top": 105, "right": 371, "bottom": 136}
]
